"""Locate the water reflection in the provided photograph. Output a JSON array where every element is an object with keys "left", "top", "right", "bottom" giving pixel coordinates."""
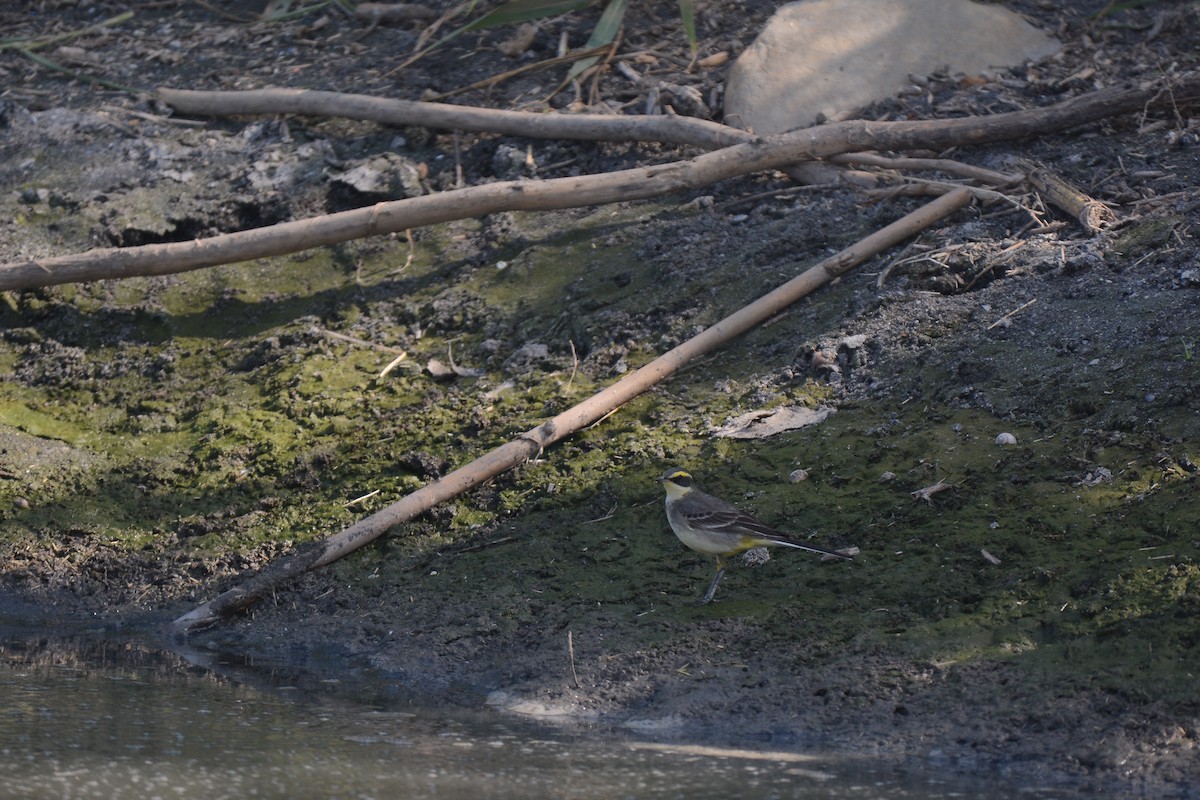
[{"left": 0, "top": 632, "right": 1028, "bottom": 799}]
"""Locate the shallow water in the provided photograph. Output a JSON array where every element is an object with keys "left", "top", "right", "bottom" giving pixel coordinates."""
[{"left": 0, "top": 630, "right": 1043, "bottom": 799}]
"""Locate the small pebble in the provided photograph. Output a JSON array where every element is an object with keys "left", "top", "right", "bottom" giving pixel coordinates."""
[
  {"left": 788, "top": 468, "right": 809, "bottom": 483},
  {"left": 741, "top": 547, "right": 771, "bottom": 567},
  {"left": 13, "top": 497, "right": 30, "bottom": 510},
  {"left": 878, "top": 471, "right": 896, "bottom": 483},
  {"left": 995, "top": 432, "right": 1017, "bottom": 445}
]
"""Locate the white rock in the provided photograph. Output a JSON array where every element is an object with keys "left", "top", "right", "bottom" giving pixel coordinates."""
[{"left": 725, "top": 0, "right": 1060, "bottom": 133}]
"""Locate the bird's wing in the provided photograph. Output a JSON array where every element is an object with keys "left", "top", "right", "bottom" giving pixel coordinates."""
[
  {"left": 694, "top": 495, "right": 852, "bottom": 559},
  {"left": 687, "top": 506, "right": 753, "bottom": 534}
]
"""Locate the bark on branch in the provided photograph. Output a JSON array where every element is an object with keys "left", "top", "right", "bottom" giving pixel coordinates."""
[{"left": 1, "top": 71, "right": 1195, "bottom": 292}]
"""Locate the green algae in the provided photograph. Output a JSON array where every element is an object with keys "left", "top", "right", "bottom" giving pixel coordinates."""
[
  {"left": 0, "top": 396, "right": 92, "bottom": 444},
  {"left": 1110, "top": 215, "right": 1190, "bottom": 259}
]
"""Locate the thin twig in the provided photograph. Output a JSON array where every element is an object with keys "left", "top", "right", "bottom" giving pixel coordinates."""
[
  {"left": 17, "top": 49, "right": 143, "bottom": 94},
  {"left": 987, "top": 298, "right": 1037, "bottom": 330},
  {"left": 584, "top": 504, "right": 617, "bottom": 523},
  {"left": 0, "top": 11, "right": 133, "bottom": 52},
  {"left": 345, "top": 489, "right": 382, "bottom": 507},
  {"left": 99, "top": 104, "right": 207, "bottom": 127},
  {"left": 885, "top": 176, "right": 1030, "bottom": 209},
  {"left": 396, "top": 229, "right": 416, "bottom": 273},
  {"left": 380, "top": 0, "right": 473, "bottom": 77},
  {"left": 424, "top": 45, "right": 613, "bottom": 101},
  {"left": 316, "top": 327, "right": 407, "bottom": 354},
  {"left": 565, "top": 339, "right": 579, "bottom": 391},
  {"left": 379, "top": 352, "right": 409, "bottom": 378},
  {"left": 831, "top": 152, "right": 1022, "bottom": 186},
  {"left": 568, "top": 631, "right": 580, "bottom": 688},
  {"left": 911, "top": 480, "right": 953, "bottom": 502}
]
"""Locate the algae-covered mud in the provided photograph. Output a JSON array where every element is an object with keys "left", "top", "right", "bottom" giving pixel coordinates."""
[{"left": 2, "top": 1, "right": 1198, "bottom": 796}]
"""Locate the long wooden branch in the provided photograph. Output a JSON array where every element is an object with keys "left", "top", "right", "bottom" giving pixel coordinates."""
[
  {"left": 157, "top": 71, "right": 1198, "bottom": 152},
  {"left": 169, "top": 187, "right": 972, "bottom": 635},
  {"left": 157, "top": 86, "right": 750, "bottom": 150},
  {"left": 3, "top": 71, "right": 1195, "bottom": 293}
]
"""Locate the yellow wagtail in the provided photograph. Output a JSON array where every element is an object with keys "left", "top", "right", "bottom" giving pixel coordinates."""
[{"left": 658, "top": 467, "right": 852, "bottom": 604}]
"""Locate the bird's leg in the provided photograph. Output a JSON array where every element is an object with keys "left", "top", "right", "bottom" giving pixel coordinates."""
[{"left": 697, "top": 557, "right": 727, "bottom": 605}]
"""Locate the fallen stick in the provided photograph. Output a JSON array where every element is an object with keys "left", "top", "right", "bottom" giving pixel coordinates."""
[
  {"left": 157, "top": 86, "right": 747, "bottom": 149},
  {"left": 4, "top": 73, "right": 1195, "bottom": 292},
  {"left": 1019, "top": 159, "right": 1118, "bottom": 232},
  {"left": 987, "top": 297, "right": 1038, "bottom": 330},
  {"left": 157, "top": 71, "right": 1198, "bottom": 152},
  {"left": 829, "top": 153, "right": 1022, "bottom": 186},
  {"left": 168, "top": 186, "right": 972, "bottom": 635}
]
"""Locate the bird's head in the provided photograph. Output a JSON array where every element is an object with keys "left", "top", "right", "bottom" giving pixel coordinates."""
[{"left": 658, "top": 468, "right": 695, "bottom": 499}]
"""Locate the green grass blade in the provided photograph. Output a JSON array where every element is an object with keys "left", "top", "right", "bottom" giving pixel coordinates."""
[
  {"left": 564, "top": 0, "right": 629, "bottom": 82},
  {"left": 677, "top": 0, "right": 697, "bottom": 54},
  {"left": 582, "top": 0, "right": 628, "bottom": 47}
]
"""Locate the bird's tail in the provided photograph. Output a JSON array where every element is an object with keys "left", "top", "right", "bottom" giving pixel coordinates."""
[{"left": 762, "top": 534, "right": 853, "bottom": 560}]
